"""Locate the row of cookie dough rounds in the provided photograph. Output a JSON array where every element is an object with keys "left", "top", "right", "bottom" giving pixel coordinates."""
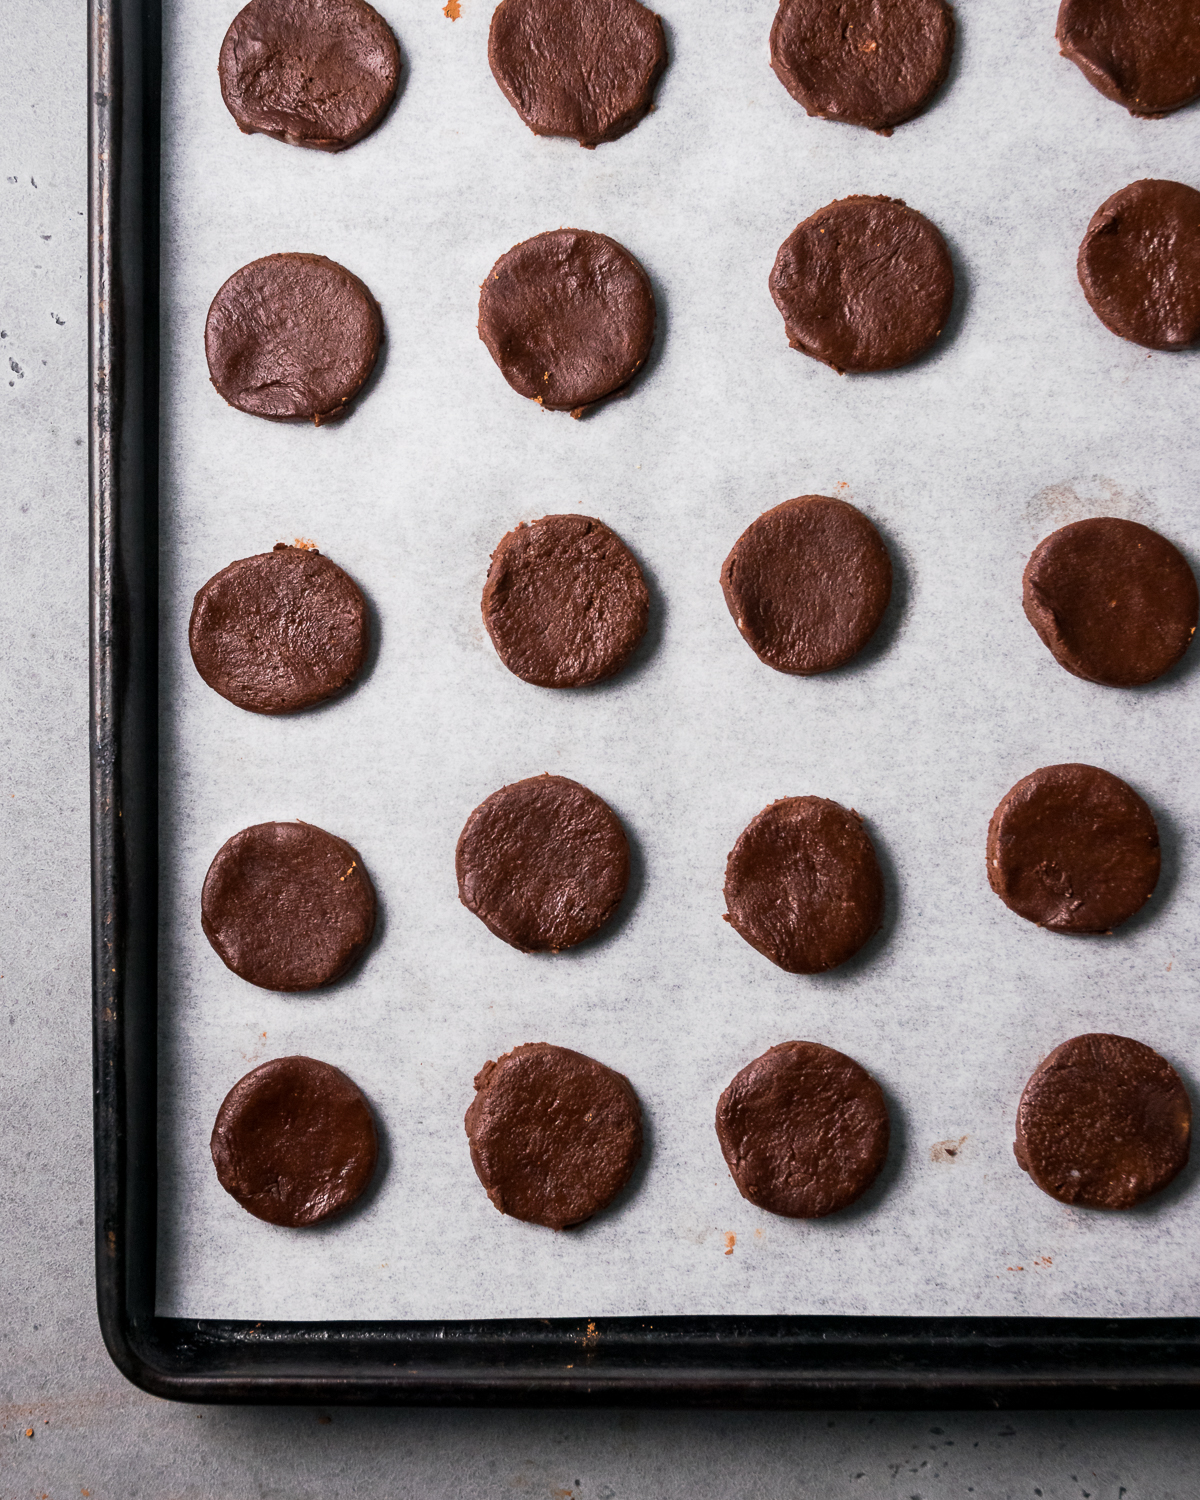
[
  {"left": 204, "top": 173, "right": 1200, "bottom": 430},
  {"left": 211, "top": 1031, "right": 1194, "bottom": 1234},
  {"left": 216, "top": 2, "right": 1200, "bottom": 405},
  {"left": 191, "top": 502, "right": 1198, "bottom": 708},
  {"left": 218, "top": 0, "right": 1200, "bottom": 158},
  {"left": 200, "top": 749, "right": 1163, "bottom": 1002}
]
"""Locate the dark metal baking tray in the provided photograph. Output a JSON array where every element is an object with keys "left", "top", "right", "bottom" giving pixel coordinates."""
[{"left": 89, "top": 0, "right": 1200, "bottom": 1405}]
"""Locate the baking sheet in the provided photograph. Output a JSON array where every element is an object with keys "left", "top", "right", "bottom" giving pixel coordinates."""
[{"left": 156, "top": 0, "right": 1200, "bottom": 1320}]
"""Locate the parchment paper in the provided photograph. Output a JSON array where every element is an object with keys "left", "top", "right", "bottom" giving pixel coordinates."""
[{"left": 157, "top": 0, "right": 1200, "bottom": 1320}]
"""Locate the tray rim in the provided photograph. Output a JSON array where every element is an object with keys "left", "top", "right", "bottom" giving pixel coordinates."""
[{"left": 89, "top": 0, "right": 1200, "bottom": 1407}]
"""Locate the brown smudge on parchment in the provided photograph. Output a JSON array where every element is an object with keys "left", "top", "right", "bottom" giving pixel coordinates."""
[
  {"left": 723, "top": 1232, "right": 736, "bottom": 1255},
  {"left": 1024, "top": 477, "right": 1157, "bottom": 542},
  {"left": 443, "top": 0, "right": 461, "bottom": 17},
  {"left": 930, "top": 1134, "right": 967, "bottom": 1163}
]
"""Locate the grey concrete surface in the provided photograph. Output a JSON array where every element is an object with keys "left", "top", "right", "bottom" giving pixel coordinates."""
[{"left": 2, "top": 3, "right": 1199, "bottom": 1495}]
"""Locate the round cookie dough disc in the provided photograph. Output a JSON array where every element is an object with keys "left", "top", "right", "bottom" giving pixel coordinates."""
[
  {"left": 189, "top": 544, "right": 370, "bottom": 713},
  {"left": 465, "top": 1042, "right": 643, "bottom": 1229},
  {"left": 769, "top": 196, "right": 954, "bottom": 373},
  {"left": 1077, "top": 180, "right": 1200, "bottom": 351},
  {"left": 770, "top": 0, "right": 955, "bottom": 134},
  {"left": 716, "top": 1041, "right": 890, "bottom": 1217},
  {"left": 456, "top": 775, "right": 630, "bottom": 952},
  {"left": 205, "top": 253, "right": 383, "bottom": 423},
  {"left": 720, "top": 495, "right": 892, "bottom": 674},
  {"left": 202, "top": 821, "right": 377, "bottom": 990},
  {"left": 211, "top": 1055, "right": 379, "bottom": 1226},
  {"left": 488, "top": 0, "right": 667, "bottom": 148},
  {"left": 1056, "top": 0, "right": 1200, "bottom": 117},
  {"left": 724, "top": 796, "right": 884, "bottom": 974},
  {"left": 482, "top": 514, "right": 650, "bottom": 687},
  {"left": 1023, "top": 518, "right": 1198, "bottom": 687},
  {"left": 987, "top": 764, "right": 1160, "bottom": 934},
  {"left": 219, "top": 0, "right": 401, "bottom": 151},
  {"left": 1014, "top": 1033, "right": 1191, "bottom": 1209},
  {"left": 478, "top": 229, "right": 656, "bottom": 414}
]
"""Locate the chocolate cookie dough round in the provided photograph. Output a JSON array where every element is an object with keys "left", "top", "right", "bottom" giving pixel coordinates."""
[
  {"left": 219, "top": 0, "right": 401, "bottom": 152},
  {"left": 211, "top": 1055, "right": 379, "bottom": 1226},
  {"left": 724, "top": 796, "right": 884, "bottom": 974},
  {"left": 1023, "top": 518, "right": 1198, "bottom": 687},
  {"left": 1077, "top": 180, "right": 1200, "bottom": 351},
  {"left": 478, "top": 229, "right": 656, "bottom": 414},
  {"left": 770, "top": 196, "right": 954, "bottom": 373},
  {"left": 987, "top": 764, "right": 1160, "bottom": 934},
  {"left": 465, "top": 1042, "right": 643, "bottom": 1229},
  {"left": 482, "top": 514, "right": 649, "bottom": 688},
  {"left": 456, "top": 774, "right": 629, "bottom": 952},
  {"left": 189, "top": 544, "right": 370, "bottom": 713},
  {"left": 488, "top": 0, "right": 667, "bottom": 148},
  {"left": 720, "top": 495, "right": 892, "bottom": 674},
  {"left": 202, "top": 821, "right": 376, "bottom": 990},
  {"left": 205, "top": 252, "right": 383, "bottom": 423},
  {"left": 770, "top": 0, "right": 955, "bottom": 134},
  {"left": 1015, "top": 1033, "right": 1191, "bottom": 1209},
  {"left": 716, "top": 1041, "right": 890, "bottom": 1217},
  {"left": 1056, "top": 0, "right": 1200, "bottom": 117}
]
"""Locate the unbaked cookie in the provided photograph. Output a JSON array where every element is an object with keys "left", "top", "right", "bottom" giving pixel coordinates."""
[
  {"left": 456, "top": 774, "right": 630, "bottom": 952},
  {"left": 1077, "top": 180, "right": 1200, "bottom": 351},
  {"left": 1023, "top": 518, "right": 1198, "bottom": 687},
  {"left": 211, "top": 1055, "right": 379, "bottom": 1226},
  {"left": 465, "top": 1042, "right": 643, "bottom": 1229},
  {"left": 488, "top": 0, "right": 667, "bottom": 148},
  {"left": 716, "top": 1041, "right": 890, "bottom": 1217},
  {"left": 724, "top": 796, "right": 884, "bottom": 973},
  {"left": 205, "top": 252, "right": 383, "bottom": 423},
  {"left": 189, "top": 544, "right": 369, "bottom": 713},
  {"left": 478, "top": 229, "right": 656, "bottom": 414},
  {"left": 219, "top": 0, "right": 401, "bottom": 151},
  {"left": 1056, "top": 0, "right": 1200, "bottom": 117},
  {"left": 483, "top": 514, "right": 649, "bottom": 687},
  {"left": 770, "top": 0, "right": 955, "bottom": 134},
  {"left": 1015, "top": 1033, "right": 1191, "bottom": 1209},
  {"left": 987, "top": 764, "right": 1160, "bottom": 934},
  {"left": 770, "top": 196, "right": 954, "bottom": 373},
  {"left": 202, "top": 820, "right": 376, "bottom": 990},
  {"left": 720, "top": 495, "right": 892, "bottom": 674}
]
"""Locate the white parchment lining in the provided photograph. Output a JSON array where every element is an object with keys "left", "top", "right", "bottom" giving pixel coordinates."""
[{"left": 157, "top": 0, "right": 1200, "bottom": 1320}]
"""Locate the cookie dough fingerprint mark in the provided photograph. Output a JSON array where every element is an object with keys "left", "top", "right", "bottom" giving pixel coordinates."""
[
  {"left": 724, "top": 1231, "right": 736, "bottom": 1255},
  {"left": 443, "top": 0, "right": 460, "bottom": 18}
]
